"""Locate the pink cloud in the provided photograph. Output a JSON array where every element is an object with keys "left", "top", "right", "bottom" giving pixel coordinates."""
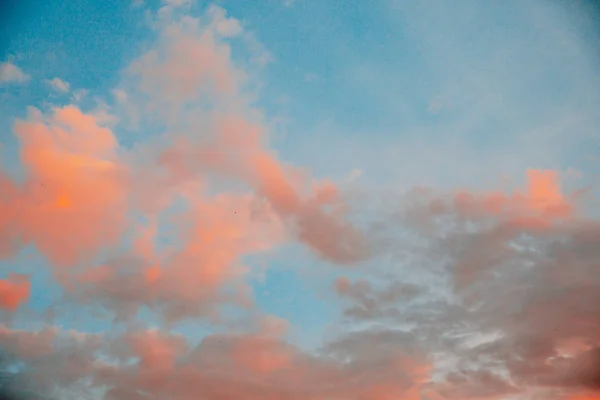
[
  {"left": 0, "top": 274, "right": 31, "bottom": 310},
  {"left": 344, "top": 169, "right": 600, "bottom": 399},
  {"left": 12, "top": 105, "right": 129, "bottom": 267},
  {"left": 0, "top": 326, "right": 431, "bottom": 400}
]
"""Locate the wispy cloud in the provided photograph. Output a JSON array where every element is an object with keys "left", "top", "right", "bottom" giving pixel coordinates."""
[{"left": 45, "top": 77, "right": 70, "bottom": 93}]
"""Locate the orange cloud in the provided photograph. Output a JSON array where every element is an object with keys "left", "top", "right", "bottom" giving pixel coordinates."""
[
  {"left": 0, "top": 274, "right": 30, "bottom": 310},
  {"left": 232, "top": 336, "right": 292, "bottom": 374},
  {"left": 144, "top": 264, "right": 162, "bottom": 284},
  {"left": 154, "top": 111, "right": 368, "bottom": 265},
  {"left": 450, "top": 169, "right": 575, "bottom": 222},
  {"left": 13, "top": 105, "right": 129, "bottom": 267},
  {"left": 568, "top": 395, "right": 600, "bottom": 400},
  {"left": 127, "top": 329, "right": 189, "bottom": 372},
  {"left": 1, "top": 7, "right": 361, "bottom": 324},
  {"left": 61, "top": 194, "right": 284, "bottom": 322},
  {"left": 123, "top": 6, "right": 368, "bottom": 267},
  {"left": 247, "top": 151, "right": 369, "bottom": 264},
  {"left": 525, "top": 169, "right": 573, "bottom": 217}
]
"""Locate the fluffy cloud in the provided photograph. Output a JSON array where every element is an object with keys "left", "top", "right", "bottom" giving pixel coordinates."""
[
  {"left": 45, "top": 77, "right": 70, "bottom": 93},
  {"left": 0, "top": 3, "right": 375, "bottom": 396},
  {"left": 11, "top": 105, "right": 129, "bottom": 267},
  {"left": 0, "top": 3, "right": 365, "bottom": 324},
  {"left": 0, "top": 61, "right": 30, "bottom": 84}
]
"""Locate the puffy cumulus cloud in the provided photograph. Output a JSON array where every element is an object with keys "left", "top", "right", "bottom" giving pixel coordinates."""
[
  {"left": 0, "top": 4, "right": 375, "bottom": 397},
  {"left": 119, "top": 1, "right": 368, "bottom": 264},
  {"left": 10, "top": 105, "right": 129, "bottom": 267},
  {"left": 66, "top": 194, "right": 286, "bottom": 322},
  {"left": 128, "top": 22, "right": 238, "bottom": 101},
  {"left": 0, "top": 1, "right": 365, "bottom": 319},
  {"left": 154, "top": 130, "right": 359, "bottom": 314},
  {"left": 0, "top": 61, "right": 30, "bottom": 84},
  {"left": 125, "top": 4, "right": 246, "bottom": 122},
  {"left": 153, "top": 114, "right": 368, "bottom": 263}
]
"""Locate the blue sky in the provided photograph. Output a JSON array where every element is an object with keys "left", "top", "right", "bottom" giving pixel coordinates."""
[{"left": 1, "top": 1, "right": 600, "bottom": 399}]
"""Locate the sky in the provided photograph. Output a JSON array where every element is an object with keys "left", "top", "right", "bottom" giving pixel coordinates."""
[{"left": 0, "top": 0, "right": 600, "bottom": 399}]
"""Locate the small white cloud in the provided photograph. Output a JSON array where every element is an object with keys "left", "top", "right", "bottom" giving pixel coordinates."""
[
  {"left": 112, "top": 89, "right": 128, "bottom": 103},
  {"left": 207, "top": 5, "right": 243, "bottom": 38},
  {"left": 156, "top": 0, "right": 192, "bottom": 21},
  {"left": 92, "top": 99, "right": 120, "bottom": 127},
  {"left": 131, "top": 0, "right": 144, "bottom": 7},
  {"left": 45, "top": 77, "right": 70, "bottom": 93},
  {"left": 346, "top": 169, "right": 363, "bottom": 183},
  {"left": 283, "top": 0, "right": 295, "bottom": 7},
  {"left": 243, "top": 32, "right": 273, "bottom": 66},
  {"left": 72, "top": 89, "right": 88, "bottom": 102},
  {"left": 0, "top": 61, "right": 30, "bottom": 84},
  {"left": 215, "top": 16, "right": 242, "bottom": 37}
]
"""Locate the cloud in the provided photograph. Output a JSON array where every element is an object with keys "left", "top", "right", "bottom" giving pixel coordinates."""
[
  {"left": 0, "top": 61, "right": 30, "bottom": 84},
  {"left": 45, "top": 77, "right": 70, "bottom": 93},
  {"left": 0, "top": 1, "right": 598, "bottom": 399},
  {"left": 0, "top": 3, "right": 366, "bottom": 329},
  {"left": 0, "top": 3, "right": 373, "bottom": 396},
  {"left": 0, "top": 274, "right": 31, "bottom": 311},
  {"left": 124, "top": 6, "right": 247, "bottom": 124},
  {"left": 206, "top": 5, "right": 243, "bottom": 38},
  {"left": 246, "top": 152, "right": 369, "bottom": 263},
  {"left": 71, "top": 88, "right": 88, "bottom": 101},
  {"left": 11, "top": 105, "right": 129, "bottom": 267},
  {"left": 0, "top": 325, "right": 430, "bottom": 400},
  {"left": 345, "top": 168, "right": 363, "bottom": 183},
  {"left": 121, "top": 5, "right": 368, "bottom": 264},
  {"left": 66, "top": 194, "right": 286, "bottom": 322},
  {"left": 335, "top": 169, "right": 600, "bottom": 399}
]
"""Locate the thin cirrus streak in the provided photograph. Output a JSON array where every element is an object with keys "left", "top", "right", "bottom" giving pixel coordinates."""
[{"left": 0, "top": 0, "right": 599, "bottom": 399}]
